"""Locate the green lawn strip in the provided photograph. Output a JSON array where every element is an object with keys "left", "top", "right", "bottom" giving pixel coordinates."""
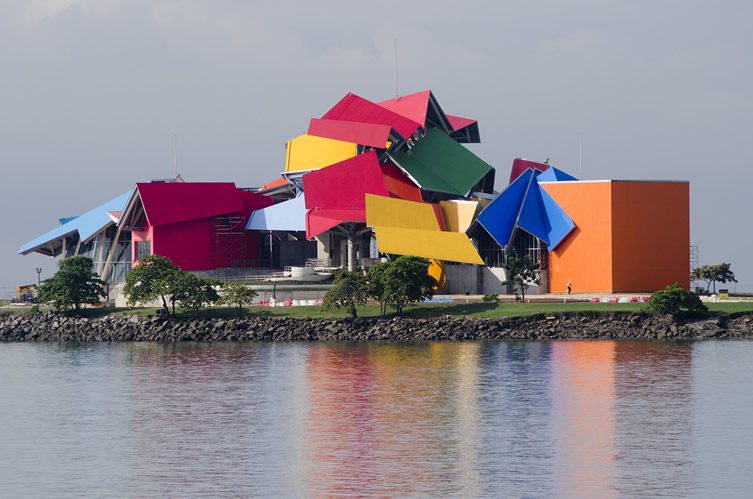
[{"left": 2, "top": 301, "right": 753, "bottom": 319}]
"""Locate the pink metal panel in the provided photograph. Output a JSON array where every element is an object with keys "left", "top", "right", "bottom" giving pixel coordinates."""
[
  {"left": 322, "top": 93, "right": 421, "bottom": 139},
  {"left": 378, "top": 90, "right": 431, "bottom": 126},
  {"left": 509, "top": 158, "right": 550, "bottom": 184},
  {"left": 446, "top": 114, "right": 477, "bottom": 131},
  {"left": 307, "top": 118, "right": 392, "bottom": 148}
]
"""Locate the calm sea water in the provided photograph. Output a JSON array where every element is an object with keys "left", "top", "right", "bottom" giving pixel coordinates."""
[{"left": 1, "top": 340, "right": 752, "bottom": 498}]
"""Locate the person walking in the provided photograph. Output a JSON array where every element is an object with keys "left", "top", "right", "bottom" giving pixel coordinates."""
[{"left": 567, "top": 280, "right": 572, "bottom": 295}]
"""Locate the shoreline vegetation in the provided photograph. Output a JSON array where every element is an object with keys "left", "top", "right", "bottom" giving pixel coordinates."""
[{"left": 1, "top": 301, "right": 753, "bottom": 342}]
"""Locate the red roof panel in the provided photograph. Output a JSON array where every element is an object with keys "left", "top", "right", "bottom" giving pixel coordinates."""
[
  {"left": 446, "top": 114, "right": 477, "bottom": 131},
  {"left": 303, "top": 151, "right": 392, "bottom": 238},
  {"left": 509, "top": 158, "right": 550, "bottom": 184},
  {"left": 381, "top": 164, "right": 423, "bottom": 202},
  {"left": 322, "top": 93, "right": 421, "bottom": 139},
  {"left": 307, "top": 118, "right": 392, "bottom": 148},
  {"left": 378, "top": 90, "right": 431, "bottom": 126},
  {"left": 303, "top": 151, "right": 390, "bottom": 212}
]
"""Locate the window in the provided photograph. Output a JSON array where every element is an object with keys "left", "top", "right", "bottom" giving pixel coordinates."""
[{"left": 135, "top": 240, "right": 151, "bottom": 261}]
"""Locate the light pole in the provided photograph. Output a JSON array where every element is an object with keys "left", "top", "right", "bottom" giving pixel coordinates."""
[{"left": 35, "top": 268, "right": 42, "bottom": 286}]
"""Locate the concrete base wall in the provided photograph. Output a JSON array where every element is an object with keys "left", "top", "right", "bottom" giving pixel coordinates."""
[{"left": 445, "top": 265, "right": 510, "bottom": 295}]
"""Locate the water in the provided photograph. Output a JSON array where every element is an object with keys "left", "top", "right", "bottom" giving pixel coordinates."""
[{"left": 1, "top": 340, "right": 752, "bottom": 498}]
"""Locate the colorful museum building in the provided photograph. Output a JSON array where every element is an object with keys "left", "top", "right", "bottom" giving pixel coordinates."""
[{"left": 19, "top": 89, "right": 690, "bottom": 294}]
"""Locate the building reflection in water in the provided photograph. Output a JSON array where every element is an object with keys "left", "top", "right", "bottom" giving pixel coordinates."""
[
  {"left": 551, "top": 341, "right": 617, "bottom": 498},
  {"left": 612, "top": 341, "right": 694, "bottom": 496},
  {"left": 123, "top": 343, "right": 311, "bottom": 497},
  {"left": 302, "top": 343, "right": 482, "bottom": 497},
  {"left": 476, "top": 342, "right": 556, "bottom": 496}
]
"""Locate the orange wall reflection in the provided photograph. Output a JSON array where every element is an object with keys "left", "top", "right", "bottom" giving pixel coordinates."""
[{"left": 551, "top": 341, "right": 617, "bottom": 498}]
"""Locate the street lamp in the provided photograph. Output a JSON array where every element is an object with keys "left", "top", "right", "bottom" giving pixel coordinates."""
[{"left": 35, "top": 268, "right": 42, "bottom": 286}]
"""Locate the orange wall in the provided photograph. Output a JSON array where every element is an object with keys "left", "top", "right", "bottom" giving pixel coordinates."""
[
  {"left": 542, "top": 182, "right": 614, "bottom": 293},
  {"left": 610, "top": 182, "right": 690, "bottom": 291},
  {"left": 543, "top": 181, "right": 690, "bottom": 293}
]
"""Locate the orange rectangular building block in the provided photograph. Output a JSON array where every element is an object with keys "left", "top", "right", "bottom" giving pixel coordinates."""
[{"left": 541, "top": 181, "right": 689, "bottom": 293}]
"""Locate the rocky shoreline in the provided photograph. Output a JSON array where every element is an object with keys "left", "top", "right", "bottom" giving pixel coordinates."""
[{"left": 1, "top": 311, "right": 752, "bottom": 342}]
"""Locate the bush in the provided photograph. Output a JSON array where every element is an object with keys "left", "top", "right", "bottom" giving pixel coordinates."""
[
  {"left": 37, "top": 256, "right": 104, "bottom": 313},
  {"left": 381, "top": 256, "right": 437, "bottom": 315},
  {"left": 220, "top": 281, "right": 258, "bottom": 315},
  {"left": 323, "top": 270, "right": 368, "bottom": 319},
  {"left": 482, "top": 293, "right": 500, "bottom": 303},
  {"left": 645, "top": 283, "right": 708, "bottom": 316}
]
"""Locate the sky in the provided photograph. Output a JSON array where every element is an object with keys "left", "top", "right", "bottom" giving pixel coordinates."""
[{"left": 1, "top": 0, "right": 751, "bottom": 296}]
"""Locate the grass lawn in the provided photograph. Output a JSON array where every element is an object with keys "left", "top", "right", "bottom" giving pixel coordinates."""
[{"left": 3, "top": 301, "right": 753, "bottom": 319}]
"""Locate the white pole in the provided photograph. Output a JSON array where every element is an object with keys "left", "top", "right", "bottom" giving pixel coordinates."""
[
  {"left": 579, "top": 131, "right": 583, "bottom": 179},
  {"left": 394, "top": 38, "right": 399, "bottom": 98},
  {"left": 172, "top": 134, "right": 177, "bottom": 178}
]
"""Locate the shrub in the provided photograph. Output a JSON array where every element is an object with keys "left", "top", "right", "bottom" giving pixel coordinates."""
[
  {"left": 645, "top": 283, "right": 708, "bottom": 316},
  {"left": 381, "top": 256, "right": 437, "bottom": 315},
  {"left": 37, "top": 256, "right": 104, "bottom": 313},
  {"left": 323, "top": 270, "right": 368, "bottom": 319},
  {"left": 220, "top": 281, "right": 258, "bottom": 315},
  {"left": 482, "top": 293, "right": 500, "bottom": 303}
]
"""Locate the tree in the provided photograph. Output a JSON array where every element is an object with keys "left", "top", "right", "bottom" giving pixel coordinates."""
[
  {"left": 646, "top": 282, "right": 708, "bottom": 316},
  {"left": 365, "top": 262, "right": 390, "bottom": 315},
  {"left": 220, "top": 281, "right": 258, "bottom": 315},
  {"left": 381, "top": 256, "right": 437, "bottom": 315},
  {"left": 172, "top": 273, "right": 219, "bottom": 314},
  {"left": 691, "top": 263, "right": 737, "bottom": 293},
  {"left": 37, "top": 256, "right": 104, "bottom": 312},
  {"left": 503, "top": 256, "right": 541, "bottom": 301},
  {"left": 123, "top": 255, "right": 182, "bottom": 316},
  {"left": 323, "top": 270, "right": 368, "bottom": 319}
]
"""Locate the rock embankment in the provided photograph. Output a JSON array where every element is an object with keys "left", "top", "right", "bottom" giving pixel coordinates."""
[{"left": 1, "top": 312, "right": 752, "bottom": 342}]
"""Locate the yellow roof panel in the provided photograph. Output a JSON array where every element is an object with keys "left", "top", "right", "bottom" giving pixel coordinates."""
[
  {"left": 374, "top": 227, "right": 484, "bottom": 265},
  {"left": 439, "top": 200, "right": 480, "bottom": 233},
  {"left": 284, "top": 133, "right": 358, "bottom": 173},
  {"left": 365, "top": 194, "right": 441, "bottom": 231}
]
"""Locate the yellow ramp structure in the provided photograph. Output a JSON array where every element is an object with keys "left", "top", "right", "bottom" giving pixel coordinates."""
[
  {"left": 439, "top": 200, "right": 480, "bottom": 233},
  {"left": 366, "top": 194, "right": 484, "bottom": 265},
  {"left": 366, "top": 194, "right": 441, "bottom": 230},
  {"left": 284, "top": 133, "right": 357, "bottom": 173},
  {"left": 373, "top": 227, "right": 484, "bottom": 265}
]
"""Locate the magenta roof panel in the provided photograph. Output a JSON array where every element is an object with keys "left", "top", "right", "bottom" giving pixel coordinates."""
[
  {"left": 509, "top": 158, "right": 550, "bottom": 184},
  {"left": 322, "top": 93, "right": 421, "bottom": 139},
  {"left": 135, "top": 182, "right": 268, "bottom": 227},
  {"left": 307, "top": 118, "right": 392, "bottom": 148}
]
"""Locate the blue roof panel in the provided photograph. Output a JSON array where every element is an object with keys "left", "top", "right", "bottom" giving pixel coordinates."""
[
  {"left": 476, "top": 169, "right": 534, "bottom": 247},
  {"left": 19, "top": 191, "right": 131, "bottom": 255},
  {"left": 537, "top": 166, "right": 578, "bottom": 182},
  {"left": 539, "top": 186, "right": 575, "bottom": 249},
  {"left": 246, "top": 194, "right": 307, "bottom": 232}
]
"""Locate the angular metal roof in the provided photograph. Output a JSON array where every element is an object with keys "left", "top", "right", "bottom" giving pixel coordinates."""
[
  {"left": 392, "top": 128, "right": 493, "bottom": 197},
  {"left": 19, "top": 190, "right": 132, "bottom": 256},
  {"left": 476, "top": 169, "right": 575, "bottom": 250},
  {"left": 365, "top": 194, "right": 484, "bottom": 265},
  {"left": 246, "top": 193, "right": 307, "bottom": 232},
  {"left": 322, "top": 93, "right": 421, "bottom": 140},
  {"left": 307, "top": 118, "right": 392, "bottom": 149}
]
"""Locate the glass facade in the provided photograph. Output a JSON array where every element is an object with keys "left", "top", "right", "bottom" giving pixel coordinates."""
[{"left": 60, "top": 226, "right": 132, "bottom": 283}]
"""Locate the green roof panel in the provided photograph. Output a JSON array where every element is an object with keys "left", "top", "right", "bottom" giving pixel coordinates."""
[{"left": 393, "top": 128, "right": 493, "bottom": 196}]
